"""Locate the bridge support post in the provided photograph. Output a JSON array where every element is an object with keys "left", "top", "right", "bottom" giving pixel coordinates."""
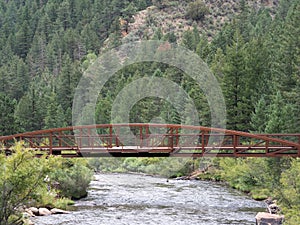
[
  {"left": 233, "top": 135, "right": 237, "bottom": 155},
  {"left": 175, "top": 128, "right": 179, "bottom": 147},
  {"left": 109, "top": 125, "right": 113, "bottom": 148},
  {"left": 140, "top": 126, "right": 143, "bottom": 148},
  {"left": 49, "top": 132, "right": 53, "bottom": 155}
]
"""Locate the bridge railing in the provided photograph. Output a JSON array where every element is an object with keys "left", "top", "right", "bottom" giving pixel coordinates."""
[{"left": 1, "top": 124, "right": 300, "bottom": 157}]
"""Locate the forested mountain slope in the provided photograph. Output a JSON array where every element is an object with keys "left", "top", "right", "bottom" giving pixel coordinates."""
[{"left": 0, "top": 0, "right": 298, "bottom": 135}]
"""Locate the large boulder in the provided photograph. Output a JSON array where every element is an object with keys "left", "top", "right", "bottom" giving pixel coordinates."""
[
  {"left": 38, "top": 208, "right": 52, "bottom": 216},
  {"left": 255, "top": 212, "right": 284, "bottom": 225}
]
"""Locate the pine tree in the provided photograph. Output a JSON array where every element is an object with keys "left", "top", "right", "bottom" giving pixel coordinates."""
[
  {"left": 44, "top": 92, "right": 66, "bottom": 129},
  {"left": 274, "top": 1, "right": 300, "bottom": 132},
  {"left": 153, "top": 27, "right": 163, "bottom": 40},
  {"left": 264, "top": 93, "right": 295, "bottom": 188},
  {"left": 36, "top": 14, "right": 52, "bottom": 42},
  {"left": 181, "top": 27, "right": 200, "bottom": 51},
  {"left": 0, "top": 94, "right": 17, "bottom": 135},
  {"left": 196, "top": 34, "right": 210, "bottom": 61},
  {"left": 45, "top": 33, "right": 64, "bottom": 76},
  {"left": 15, "top": 86, "right": 44, "bottom": 132},
  {"left": 62, "top": 29, "right": 81, "bottom": 60},
  {"left": 57, "top": 54, "right": 78, "bottom": 111},
  {"left": 250, "top": 96, "right": 268, "bottom": 133},
  {"left": 27, "top": 32, "right": 47, "bottom": 75},
  {"left": 244, "top": 37, "right": 271, "bottom": 103},
  {"left": 0, "top": 56, "right": 29, "bottom": 100},
  {"left": 15, "top": 20, "right": 32, "bottom": 58},
  {"left": 265, "top": 91, "right": 295, "bottom": 134},
  {"left": 57, "top": 0, "right": 72, "bottom": 31},
  {"left": 222, "top": 30, "right": 249, "bottom": 131},
  {"left": 210, "top": 48, "right": 226, "bottom": 81}
]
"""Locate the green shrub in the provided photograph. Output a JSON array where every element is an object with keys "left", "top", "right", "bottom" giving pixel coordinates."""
[
  {"left": 251, "top": 188, "right": 270, "bottom": 200},
  {"left": 0, "top": 144, "right": 58, "bottom": 225},
  {"left": 186, "top": 0, "right": 209, "bottom": 21},
  {"left": 50, "top": 161, "right": 93, "bottom": 200},
  {"left": 279, "top": 159, "right": 300, "bottom": 224},
  {"left": 53, "top": 198, "right": 75, "bottom": 210},
  {"left": 219, "top": 158, "right": 271, "bottom": 192}
]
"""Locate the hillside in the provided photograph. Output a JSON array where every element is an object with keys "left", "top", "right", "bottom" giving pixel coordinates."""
[{"left": 125, "top": 0, "right": 279, "bottom": 41}]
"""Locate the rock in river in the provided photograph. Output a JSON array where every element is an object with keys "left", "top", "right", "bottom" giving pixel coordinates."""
[{"left": 38, "top": 208, "right": 52, "bottom": 216}]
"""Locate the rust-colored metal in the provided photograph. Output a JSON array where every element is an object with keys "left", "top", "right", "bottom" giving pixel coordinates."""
[{"left": 0, "top": 124, "right": 300, "bottom": 158}]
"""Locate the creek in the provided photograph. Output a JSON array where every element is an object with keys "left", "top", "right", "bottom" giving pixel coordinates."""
[{"left": 32, "top": 173, "right": 265, "bottom": 225}]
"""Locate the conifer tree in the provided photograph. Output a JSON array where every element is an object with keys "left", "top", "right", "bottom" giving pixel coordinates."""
[
  {"left": 15, "top": 86, "right": 44, "bottom": 132},
  {"left": 250, "top": 96, "right": 268, "bottom": 133},
  {"left": 56, "top": 54, "right": 80, "bottom": 113},
  {"left": 222, "top": 30, "right": 249, "bottom": 131},
  {"left": 265, "top": 91, "right": 295, "bottom": 134},
  {"left": 44, "top": 92, "right": 66, "bottom": 129},
  {"left": 0, "top": 94, "right": 17, "bottom": 135}
]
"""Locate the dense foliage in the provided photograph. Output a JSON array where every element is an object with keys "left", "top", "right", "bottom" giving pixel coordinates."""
[
  {"left": 0, "top": 0, "right": 299, "bottom": 224},
  {"left": 0, "top": 144, "right": 53, "bottom": 225},
  {"left": 186, "top": 0, "right": 209, "bottom": 21},
  {"left": 50, "top": 159, "right": 93, "bottom": 200},
  {"left": 89, "top": 157, "right": 197, "bottom": 178},
  {"left": 0, "top": 144, "right": 93, "bottom": 225},
  {"left": 215, "top": 158, "right": 300, "bottom": 225}
]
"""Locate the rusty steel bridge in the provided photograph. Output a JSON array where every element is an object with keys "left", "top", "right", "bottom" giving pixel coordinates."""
[{"left": 0, "top": 124, "right": 300, "bottom": 158}]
